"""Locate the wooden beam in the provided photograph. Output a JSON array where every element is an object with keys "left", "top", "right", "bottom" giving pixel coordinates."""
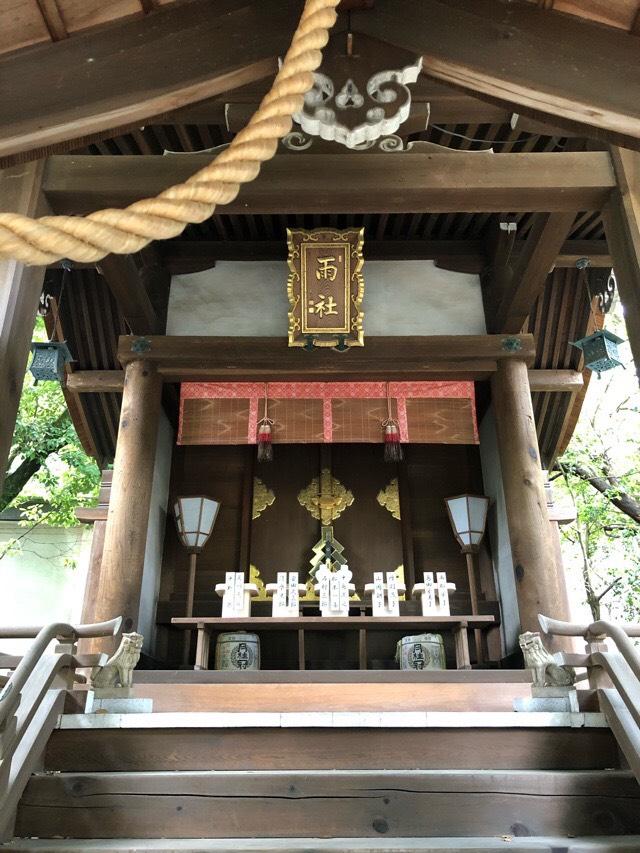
[
  {"left": 42, "top": 152, "right": 616, "bottom": 215},
  {"left": 66, "top": 366, "right": 583, "bottom": 394},
  {"left": 0, "top": 0, "right": 313, "bottom": 165},
  {"left": 527, "top": 370, "right": 584, "bottom": 393},
  {"left": 352, "top": 0, "right": 640, "bottom": 143},
  {"left": 493, "top": 212, "right": 577, "bottom": 334},
  {"left": 96, "top": 255, "right": 160, "bottom": 335},
  {"left": 603, "top": 147, "right": 640, "bottom": 385},
  {"left": 160, "top": 238, "right": 612, "bottom": 275},
  {"left": 114, "top": 334, "right": 534, "bottom": 382},
  {"left": 0, "top": 162, "right": 46, "bottom": 499}
]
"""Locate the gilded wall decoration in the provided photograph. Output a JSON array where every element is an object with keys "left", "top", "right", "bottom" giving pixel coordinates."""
[
  {"left": 377, "top": 478, "right": 401, "bottom": 520},
  {"left": 297, "top": 468, "right": 354, "bottom": 525},
  {"left": 252, "top": 477, "right": 275, "bottom": 520},
  {"left": 249, "top": 565, "right": 269, "bottom": 601}
]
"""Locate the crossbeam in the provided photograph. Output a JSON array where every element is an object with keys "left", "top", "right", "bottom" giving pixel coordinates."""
[
  {"left": 113, "top": 334, "right": 535, "bottom": 382},
  {"left": 66, "top": 367, "right": 581, "bottom": 393},
  {"left": 43, "top": 152, "right": 615, "bottom": 215}
]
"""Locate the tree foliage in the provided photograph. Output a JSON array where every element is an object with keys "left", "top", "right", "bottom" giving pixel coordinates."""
[
  {"left": 555, "top": 302, "right": 640, "bottom": 623},
  {"left": 1, "top": 318, "right": 101, "bottom": 529}
]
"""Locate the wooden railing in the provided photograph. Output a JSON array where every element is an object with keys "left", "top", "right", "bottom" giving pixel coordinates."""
[
  {"left": 0, "top": 617, "right": 121, "bottom": 840},
  {"left": 540, "top": 614, "right": 640, "bottom": 782}
]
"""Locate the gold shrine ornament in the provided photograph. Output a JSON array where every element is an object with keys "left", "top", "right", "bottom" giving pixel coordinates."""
[
  {"left": 297, "top": 468, "right": 354, "bottom": 525},
  {"left": 377, "top": 478, "right": 401, "bottom": 520},
  {"left": 287, "top": 228, "right": 364, "bottom": 349},
  {"left": 252, "top": 477, "right": 275, "bottom": 520}
]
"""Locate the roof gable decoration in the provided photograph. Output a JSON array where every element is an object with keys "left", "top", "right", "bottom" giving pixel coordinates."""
[{"left": 289, "top": 33, "right": 423, "bottom": 150}]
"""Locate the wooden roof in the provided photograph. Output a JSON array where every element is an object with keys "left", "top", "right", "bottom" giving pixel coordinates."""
[{"left": 2, "top": 0, "right": 638, "bottom": 58}]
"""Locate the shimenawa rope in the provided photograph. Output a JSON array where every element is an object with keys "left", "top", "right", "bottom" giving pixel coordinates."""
[{"left": 0, "top": 0, "right": 340, "bottom": 266}]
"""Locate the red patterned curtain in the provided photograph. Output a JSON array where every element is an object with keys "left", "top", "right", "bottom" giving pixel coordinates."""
[{"left": 178, "top": 381, "right": 478, "bottom": 446}]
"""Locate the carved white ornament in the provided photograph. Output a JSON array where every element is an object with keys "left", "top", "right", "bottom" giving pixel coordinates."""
[{"left": 293, "top": 58, "right": 423, "bottom": 150}]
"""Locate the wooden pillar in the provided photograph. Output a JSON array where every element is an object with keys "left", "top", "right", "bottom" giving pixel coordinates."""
[
  {"left": 604, "top": 147, "right": 640, "bottom": 386},
  {"left": 0, "top": 162, "right": 46, "bottom": 498},
  {"left": 92, "top": 359, "right": 162, "bottom": 641},
  {"left": 491, "top": 359, "right": 570, "bottom": 636}
]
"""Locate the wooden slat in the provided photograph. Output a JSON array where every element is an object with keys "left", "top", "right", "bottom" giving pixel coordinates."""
[
  {"left": 42, "top": 152, "right": 616, "bottom": 215},
  {"left": 0, "top": 0, "right": 311, "bottom": 164},
  {"left": 528, "top": 370, "right": 583, "bottom": 393},
  {"left": 16, "top": 769, "right": 640, "bottom": 839},
  {"left": 352, "top": 0, "right": 640, "bottom": 143}
]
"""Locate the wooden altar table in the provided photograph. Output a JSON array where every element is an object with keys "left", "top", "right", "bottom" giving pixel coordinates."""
[{"left": 171, "top": 615, "right": 496, "bottom": 671}]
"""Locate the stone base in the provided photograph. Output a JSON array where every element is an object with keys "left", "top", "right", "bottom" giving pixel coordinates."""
[
  {"left": 513, "top": 686, "right": 579, "bottom": 713},
  {"left": 85, "top": 688, "right": 153, "bottom": 714}
]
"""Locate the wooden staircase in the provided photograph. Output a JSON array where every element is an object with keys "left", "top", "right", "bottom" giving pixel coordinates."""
[{"left": 5, "top": 712, "right": 640, "bottom": 852}]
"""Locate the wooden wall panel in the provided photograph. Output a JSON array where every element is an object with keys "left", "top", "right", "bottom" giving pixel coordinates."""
[
  {"left": 0, "top": 0, "right": 50, "bottom": 55},
  {"left": 404, "top": 444, "right": 486, "bottom": 613}
]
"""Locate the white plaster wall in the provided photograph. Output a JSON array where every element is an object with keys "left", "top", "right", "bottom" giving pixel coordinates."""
[
  {"left": 0, "top": 523, "right": 93, "bottom": 655},
  {"left": 479, "top": 406, "right": 520, "bottom": 657},
  {"left": 138, "top": 411, "right": 173, "bottom": 655},
  {"left": 168, "top": 260, "right": 486, "bottom": 336}
]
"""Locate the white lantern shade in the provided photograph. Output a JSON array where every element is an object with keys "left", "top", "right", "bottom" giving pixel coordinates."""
[
  {"left": 444, "top": 494, "right": 489, "bottom": 552},
  {"left": 174, "top": 496, "right": 220, "bottom": 552}
]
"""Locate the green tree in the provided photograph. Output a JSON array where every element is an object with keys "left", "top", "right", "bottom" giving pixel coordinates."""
[
  {"left": 555, "top": 301, "right": 640, "bottom": 623},
  {"left": 1, "top": 318, "right": 101, "bottom": 535}
]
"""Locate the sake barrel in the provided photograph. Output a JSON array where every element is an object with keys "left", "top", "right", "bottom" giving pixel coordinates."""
[
  {"left": 215, "top": 631, "right": 260, "bottom": 671},
  {"left": 395, "top": 633, "right": 446, "bottom": 671}
]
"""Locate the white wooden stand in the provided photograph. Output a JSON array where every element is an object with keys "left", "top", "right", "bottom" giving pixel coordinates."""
[
  {"left": 314, "top": 565, "right": 355, "bottom": 617},
  {"left": 265, "top": 572, "right": 306, "bottom": 617},
  {"left": 412, "top": 571, "right": 456, "bottom": 616},
  {"left": 364, "top": 571, "right": 406, "bottom": 617},
  {"left": 215, "top": 572, "right": 259, "bottom": 617}
]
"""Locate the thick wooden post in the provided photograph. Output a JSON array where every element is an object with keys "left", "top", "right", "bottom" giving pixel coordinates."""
[
  {"left": 604, "top": 147, "right": 640, "bottom": 386},
  {"left": 491, "top": 359, "right": 570, "bottom": 636},
  {"left": 92, "top": 359, "right": 162, "bottom": 640},
  {"left": 0, "top": 162, "right": 46, "bottom": 499}
]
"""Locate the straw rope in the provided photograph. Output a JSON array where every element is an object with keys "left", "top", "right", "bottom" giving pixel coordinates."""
[{"left": 0, "top": 0, "right": 340, "bottom": 266}]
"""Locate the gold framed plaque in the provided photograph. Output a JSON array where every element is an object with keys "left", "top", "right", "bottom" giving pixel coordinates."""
[{"left": 287, "top": 227, "right": 364, "bottom": 348}]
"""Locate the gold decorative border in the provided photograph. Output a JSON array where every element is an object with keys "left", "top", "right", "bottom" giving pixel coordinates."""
[{"left": 287, "top": 227, "right": 364, "bottom": 348}]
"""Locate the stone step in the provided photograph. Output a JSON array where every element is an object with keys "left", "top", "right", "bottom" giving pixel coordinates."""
[
  {"left": 15, "top": 769, "right": 640, "bottom": 840},
  {"left": 5, "top": 836, "right": 640, "bottom": 852}
]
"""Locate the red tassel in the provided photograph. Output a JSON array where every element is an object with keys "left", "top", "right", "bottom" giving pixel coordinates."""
[
  {"left": 257, "top": 420, "right": 273, "bottom": 462},
  {"left": 383, "top": 421, "right": 403, "bottom": 462}
]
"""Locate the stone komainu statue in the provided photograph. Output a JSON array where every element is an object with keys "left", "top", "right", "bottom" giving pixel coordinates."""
[
  {"left": 519, "top": 631, "right": 576, "bottom": 688},
  {"left": 90, "top": 632, "right": 144, "bottom": 689}
]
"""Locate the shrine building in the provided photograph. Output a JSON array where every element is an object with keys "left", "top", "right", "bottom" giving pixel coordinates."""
[{"left": 1, "top": 0, "right": 640, "bottom": 850}]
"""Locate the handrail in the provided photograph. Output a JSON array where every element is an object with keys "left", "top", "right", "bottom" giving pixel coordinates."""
[
  {"left": 539, "top": 615, "right": 640, "bottom": 682},
  {"left": 0, "top": 616, "right": 122, "bottom": 640},
  {"left": 539, "top": 613, "right": 640, "bottom": 785},
  {"left": 0, "top": 617, "right": 121, "bottom": 726},
  {"left": 0, "top": 616, "right": 122, "bottom": 841}
]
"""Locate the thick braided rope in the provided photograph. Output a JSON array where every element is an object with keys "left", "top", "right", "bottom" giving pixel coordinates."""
[{"left": 0, "top": 0, "right": 340, "bottom": 266}]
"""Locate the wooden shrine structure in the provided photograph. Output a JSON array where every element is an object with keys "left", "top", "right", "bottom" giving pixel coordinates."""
[{"left": 2, "top": 1, "right": 640, "bottom": 849}]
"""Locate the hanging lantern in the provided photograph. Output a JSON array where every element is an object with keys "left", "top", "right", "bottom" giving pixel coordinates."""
[
  {"left": 29, "top": 341, "right": 73, "bottom": 384},
  {"left": 257, "top": 383, "right": 274, "bottom": 462},
  {"left": 382, "top": 383, "right": 403, "bottom": 463},
  {"left": 571, "top": 329, "right": 625, "bottom": 378}
]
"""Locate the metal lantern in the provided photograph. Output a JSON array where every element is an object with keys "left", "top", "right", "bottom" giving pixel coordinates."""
[
  {"left": 444, "top": 494, "right": 489, "bottom": 555},
  {"left": 29, "top": 341, "right": 73, "bottom": 383},
  {"left": 571, "top": 329, "right": 625, "bottom": 378},
  {"left": 174, "top": 496, "right": 220, "bottom": 553}
]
